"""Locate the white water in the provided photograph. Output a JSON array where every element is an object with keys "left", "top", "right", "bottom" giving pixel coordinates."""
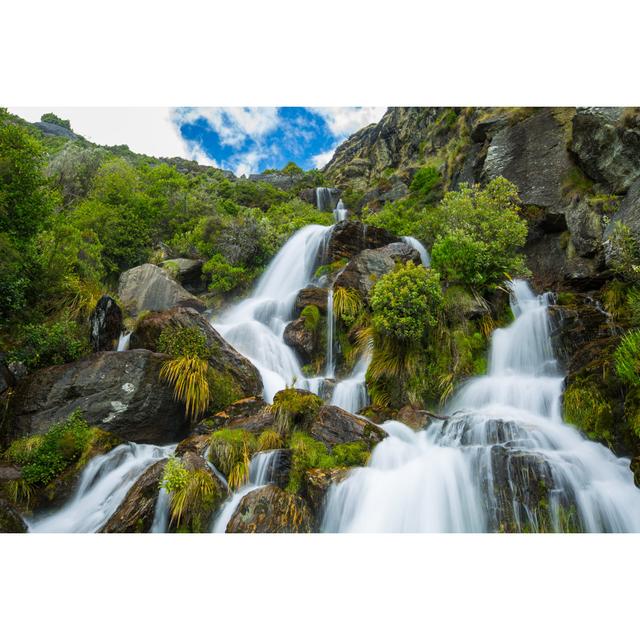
[
  {"left": 214, "top": 224, "right": 332, "bottom": 402},
  {"left": 150, "top": 487, "right": 171, "bottom": 533},
  {"left": 322, "top": 280, "right": 640, "bottom": 532},
  {"left": 316, "top": 187, "right": 336, "bottom": 212},
  {"left": 211, "top": 450, "right": 280, "bottom": 532},
  {"left": 29, "top": 443, "right": 174, "bottom": 533},
  {"left": 334, "top": 199, "right": 348, "bottom": 222},
  {"left": 326, "top": 288, "right": 335, "bottom": 378},
  {"left": 117, "top": 331, "right": 131, "bottom": 351},
  {"left": 401, "top": 236, "right": 430, "bottom": 266},
  {"left": 331, "top": 351, "right": 371, "bottom": 414}
]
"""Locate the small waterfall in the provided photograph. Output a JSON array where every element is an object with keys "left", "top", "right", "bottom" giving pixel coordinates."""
[
  {"left": 326, "top": 288, "right": 335, "bottom": 378},
  {"left": 211, "top": 450, "right": 280, "bottom": 532},
  {"left": 401, "top": 236, "right": 430, "bottom": 266},
  {"left": 322, "top": 280, "right": 640, "bottom": 532},
  {"left": 150, "top": 487, "right": 171, "bottom": 533},
  {"left": 29, "top": 443, "right": 174, "bottom": 533},
  {"left": 333, "top": 199, "right": 348, "bottom": 222},
  {"left": 214, "top": 224, "right": 333, "bottom": 402},
  {"left": 331, "top": 351, "right": 371, "bottom": 414},
  {"left": 316, "top": 187, "right": 337, "bottom": 212},
  {"left": 117, "top": 332, "right": 131, "bottom": 351}
]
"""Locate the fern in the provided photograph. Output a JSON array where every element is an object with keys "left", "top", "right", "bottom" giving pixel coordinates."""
[{"left": 159, "top": 355, "right": 210, "bottom": 420}]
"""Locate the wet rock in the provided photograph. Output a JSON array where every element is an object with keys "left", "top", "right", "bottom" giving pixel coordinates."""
[
  {"left": 266, "top": 449, "right": 292, "bottom": 489},
  {"left": 283, "top": 318, "right": 315, "bottom": 364},
  {"left": 7, "top": 350, "right": 190, "bottom": 446},
  {"left": 175, "top": 434, "right": 211, "bottom": 458},
  {"left": 302, "top": 467, "right": 350, "bottom": 525},
  {"left": 325, "top": 220, "right": 399, "bottom": 264},
  {"left": 571, "top": 107, "right": 640, "bottom": 193},
  {"left": 334, "top": 242, "right": 421, "bottom": 299},
  {"left": 101, "top": 460, "right": 167, "bottom": 533},
  {"left": 307, "top": 405, "right": 386, "bottom": 450},
  {"left": 160, "top": 258, "right": 205, "bottom": 294},
  {"left": 7, "top": 361, "right": 28, "bottom": 382},
  {"left": 314, "top": 187, "right": 341, "bottom": 211},
  {"left": 118, "top": 263, "right": 206, "bottom": 316},
  {"left": 226, "top": 484, "right": 313, "bottom": 533},
  {"left": 130, "top": 306, "right": 262, "bottom": 398},
  {"left": 396, "top": 405, "right": 429, "bottom": 430},
  {"left": 294, "top": 286, "right": 329, "bottom": 314},
  {"left": 0, "top": 499, "right": 28, "bottom": 533},
  {"left": 89, "top": 295, "right": 124, "bottom": 352}
]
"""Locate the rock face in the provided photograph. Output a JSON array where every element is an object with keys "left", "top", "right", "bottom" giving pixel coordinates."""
[
  {"left": 283, "top": 318, "right": 315, "bottom": 364},
  {"left": 8, "top": 350, "right": 189, "bottom": 446},
  {"left": 226, "top": 484, "right": 313, "bottom": 533},
  {"left": 160, "top": 258, "right": 205, "bottom": 294},
  {"left": 307, "top": 405, "right": 386, "bottom": 450},
  {"left": 0, "top": 499, "right": 28, "bottom": 533},
  {"left": 118, "top": 263, "right": 206, "bottom": 316},
  {"left": 294, "top": 286, "right": 328, "bottom": 314},
  {"left": 89, "top": 295, "right": 124, "bottom": 352},
  {"left": 101, "top": 460, "right": 167, "bottom": 533},
  {"left": 571, "top": 108, "right": 640, "bottom": 194},
  {"left": 605, "top": 176, "right": 640, "bottom": 248},
  {"left": 246, "top": 172, "right": 298, "bottom": 190},
  {"left": 130, "top": 306, "right": 262, "bottom": 398},
  {"left": 204, "top": 396, "right": 275, "bottom": 435},
  {"left": 302, "top": 467, "right": 349, "bottom": 524},
  {"left": 334, "top": 242, "right": 421, "bottom": 299},
  {"left": 34, "top": 120, "right": 79, "bottom": 140},
  {"left": 325, "top": 220, "right": 399, "bottom": 264},
  {"left": 0, "top": 358, "right": 15, "bottom": 397}
]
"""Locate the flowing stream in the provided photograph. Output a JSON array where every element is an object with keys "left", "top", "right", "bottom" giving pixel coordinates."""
[{"left": 322, "top": 280, "right": 640, "bottom": 532}]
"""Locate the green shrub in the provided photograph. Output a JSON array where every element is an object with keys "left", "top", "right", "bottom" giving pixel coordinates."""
[
  {"left": 300, "top": 304, "right": 321, "bottom": 332},
  {"left": 563, "top": 381, "right": 615, "bottom": 446},
  {"left": 270, "top": 389, "right": 323, "bottom": 437},
  {"left": 160, "top": 456, "right": 189, "bottom": 493},
  {"left": 409, "top": 166, "right": 441, "bottom": 201},
  {"left": 203, "top": 253, "right": 249, "bottom": 294},
  {"left": 41, "top": 113, "right": 71, "bottom": 130},
  {"left": 4, "top": 411, "right": 93, "bottom": 486},
  {"left": 158, "top": 326, "right": 210, "bottom": 359},
  {"left": 608, "top": 221, "right": 640, "bottom": 283},
  {"left": 371, "top": 262, "right": 443, "bottom": 342},
  {"left": 208, "top": 429, "right": 257, "bottom": 478},
  {"left": 614, "top": 330, "right": 640, "bottom": 386}
]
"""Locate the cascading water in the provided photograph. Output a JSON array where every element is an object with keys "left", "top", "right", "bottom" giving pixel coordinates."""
[
  {"left": 316, "top": 187, "right": 337, "bottom": 212},
  {"left": 29, "top": 443, "right": 174, "bottom": 533},
  {"left": 322, "top": 279, "right": 640, "bottom": 533},
  {"left": 117, "top": 331, "right": 131, "bottom": 351},
  {"left": 330, "top": 351, "right": 371, "bottom": 414},
  {"left": 334, "top": 199, "right": 348, "bottom": 222},
  {"left": 214, "top": 224, "right": 332, "bottom": 402},
  {"left": 211, "top": 449, "right": 280, "bottom": 532},
  {"left": 401, "top": 236, "right": 430, "bottom": 266},
  {"left": 325, "top": 288, "right": 335, "bottom": 378}
]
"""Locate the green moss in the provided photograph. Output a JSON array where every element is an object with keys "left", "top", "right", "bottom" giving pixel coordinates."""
[
  {"left": 563, "top": 380, "right": 615, "bottom": 446},
  {"left": 614, "top": 329, "right": 640, "bottom": 387},
  {"left": 158, "top": 326, "right": 211, "bottom": 359},
  {"left": 562, "top": 166, "right": 594, "bottom": 200},
  {"left": 555, "top": 291, "right": 577, "bottom": 306},
  {"left": 300, "top": 304, "right": 321, "bottom": 332},
  {"left": 314, "top": 259, "right": 348, "bottom": 280},
  {"left": 208, "top": 429, "right": 256, "bottom": 478},
  {"left": 271, "top": 388, "right": 323, "bottom": 437},
  {"left": 207, "top": 370, "right": 242, "bottom": 413}
]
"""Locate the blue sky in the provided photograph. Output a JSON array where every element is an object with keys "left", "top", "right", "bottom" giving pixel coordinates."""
[{"left": 11, "top": 107, "right": 386, "bottom": 175}]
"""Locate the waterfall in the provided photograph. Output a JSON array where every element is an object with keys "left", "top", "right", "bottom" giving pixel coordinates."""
[
  {"left": 117, "top": 331, "right": 131, "bottom": 351},
  {"left": 322, "top": 279, "right": 640, "bottom": 533},
  {"left": 211, "top": 449, "right": 280, "bottom": 532},
  {"left": 214, "top": 224, "right": 332, "bottom": 402},
  {"left": 316, "top": 187, "right": 336, "bottom": 212},
  {"left": 326, "top": 288, "right": 335, "bottom": 378},
  {"left": 28, "top": 443, "right": 174, "bottom": 533},
  {"left": 150, "top": 487, "right": 171, "bottom": 533},
  {"left": 401, "top": 236, "right": 430, "bottom": 266},
  {"left": 334, "top": 199, "right": 348, "bottom": 222},
  {"left": 331, "top": 351, "right": 371, "bottom": 414}
]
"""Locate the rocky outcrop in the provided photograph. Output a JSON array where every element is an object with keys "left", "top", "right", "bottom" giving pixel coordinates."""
[
  {"left": 226, "top": 484, "right": 313, "bottom": 533},
  {"left": 7, "top": 350, "right": 189, "bottom": 445},
  {"left": 571, "top": 108, "right": 640, "bottom": 194},
  {"left": 130, "top": 306, "right": 262, "bottom": 398},
  {"left": 160, "top": 258, "right": 205, "bottom": 294},
  {"left": 283, "top": 318, "right": 315, "bottom": 364},
  {"left": 334, "top": 242, "right": 421, "bottom": 299},
  {"left": 101, "top": 460, "right": 167, "bottom": 533},
  {"left": 325, "top": 220, "right": 399, "bottom": 264},
  {"left": 89, "top": 295, "right": 124, "bottom": 352},
  {"left": 1, "top": 358, "right": 15, "bottom": 397},
  {"left": 294, "top": 286, "right": 328, "bottom": 314},
  {"left": 302, "top": 467, "right": 349, "bottom": 524},
  {"left": 604, "top": 176, "right": 640, "bottom": 249},
  {"left": 203, "top": 396, "right": 275, "bottom": 435},
  {"left": 246, "top": 172, "right": 298, "bottom": 190},
  {"left": 118, "top": 263, "right": 206, "bottom": 316},
  {"left": 0, "top": 499, "right": 28, "bottom": 533},
  {"left": 307, "top": 405, "right": 386, "bottom": 450}
]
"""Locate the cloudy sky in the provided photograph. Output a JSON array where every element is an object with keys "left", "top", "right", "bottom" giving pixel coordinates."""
[{"left": 10, "top": 107, "right": 386, "bottom": 175}]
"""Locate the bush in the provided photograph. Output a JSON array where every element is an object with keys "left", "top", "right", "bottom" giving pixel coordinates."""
[
  {"left": 4, "top": 411, "right": 93, "bottom": 486},
  {"left": 0, "top": 233, "right": 28, "bottom": 324},
  {"left": 300, "top": 305, "right": 321, "bottom": 332},
  {"left": 160, "top": 456, "right": 189, "bottom": 493},
  {"left": 158, "top": 326, "right": 210, "bottom": 359},
  {"left": 563, "top": 381, "right": 615, "bottom": 446},
  {"left": 615, "top": 329, "right": 640, "bottom": 386},
  {"left": 270, "top": 389, "right": 323, "bottom": 437},
  {"left": 371, "top": 262, "right": 443, "bottom": 343},
  {"left": 409, "top": 166, "right": 441, "bottom": 201},
  {"left": 203, "top": 253, "right": 249, "bottom": 294},
  {"left": 208, "top": 429, "right": 256, "bottom": 480},
  {"left": 41, "top": 113, "right": 71, "bottom": 130}
]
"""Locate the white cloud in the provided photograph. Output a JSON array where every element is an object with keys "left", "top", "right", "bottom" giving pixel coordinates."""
[
  {"left": 229, "top": 149, "right": 268, "bottom": 177},
  {"left": 312, "top": 147, "right": 337, "bottom": 169},
  {"left": 310, "top": 107, "right": 386, "bottom": 138},
  {"left": 175, "top": 107, "right": 279, "bottom": 149},
  {"left": 8, "top": 106, "right": 218, "bottom": 165}
]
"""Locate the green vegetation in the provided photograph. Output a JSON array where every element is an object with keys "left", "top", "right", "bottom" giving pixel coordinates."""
[
  {"left": 270, "top": 388, "right": 324, "bottom": 437},
  {"left": 300, "top": 304, "right": 321, "bottom": 332},
  {"left": 41, "top": 113, "right": 71, "bottom": 130},
  {"left": 208, "top": 429, "right": 256, "bottom": 486},
  {"left": 614, "top": 329, "right": 640, "bottom": 387},
  {"left": 563, "top": 380, "right": 615, "bottom": 446}
]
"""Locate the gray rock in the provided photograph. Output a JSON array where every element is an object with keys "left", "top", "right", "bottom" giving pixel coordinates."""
[
  {"left": 334, "top": 242, "right": 421, "bottom": 299},
  {"left": 379, "top": 180, "right": 410, "bottom": 203},
  {"left": 604, "top": 176, "right": 640, "bottom": 249},
  {"left": 118, "top": 263, "right": 206, "bottom": 316},
  {"left": 563, "top": 200, "right": 604, "bottom": 258},
  {"left": 571, "top": 108, "right": 640, "bottom": 193},
  {"left": 89, "top": 295, "right": 124, "bottom": 352},
  {"left": 325, "top": 220, "right": 400, "bottom": 265},
  {"left": 0, "top": 499, "right": 27, "bottom": 533},
  {"left": 307, "top": 405, "right": 386, "bottom": 450},
  {"left": 7, "top": 350, "right": 190, "bottom": 445},
  {"left": 33, "top": 121, "right": 78, "bottom": 140},
  {"left": 294, "top": 286, "right": 329, "bottom": 315},
  {"left": 160, "top": 258, "right": 205, "bottom": 293},
  {"left": 283, "top": 318, "right": 316, "bottom": 364},
  {"left": 246, "top": 172, "right": 297, "bottom": 190}
]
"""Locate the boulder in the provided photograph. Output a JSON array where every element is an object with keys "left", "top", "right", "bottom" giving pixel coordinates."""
[
  {"left": 604, "top": 176, "right": 640, "bottom": 251},
  {"left": 204, "top": 396, "right": 275, "bottom": 435},
  {"left": 89, "top": 295, "right": 124, "bottom": 352},
  {"left": 0, "top": 499, "right": 28, "bottom": 533},
  {"left": 379, "top": 180, "right": 409, "bottom": 203},
  {"left": 225, "top": 484, "right": 313, "bottom": 533},
  {"left": 118, "top": 263, "right": 206, "bottom": 316},
  {"left": 571, "top": 108, "right": 640, "bottom": 194},
  {"left": 563, "top": 200, "right": 604, "bottom": 258},
  {"left": 175, "top": 433, "right": 211, "bottom": 457},
  {"left": 261, "top": 448, "right": 292, "bottom": 489},
  {"left": 294, "top": 286, "right": 329, "bottom": 315},
  {"left": 396, "top": 405, "right": 430, "bottom": 430},
  {"left": 160, "top": 258, "right": 205, "bottom": 294},
  {"left": 334, "top": 242, "right": 421, "bottom": 299},
  {"left": 130, "top": 306, "right": 262, "bottom": 398},
  {"left": 324, "top": 220, "right": 399, "bottom": 264},
  {"left": 7, "top": 350, "right": 189, "bottom": 446},
  {"left": 283, "top": 318, "right": 315, "bottom": 364},
  {"left": 101, "top": 460, "right": 167, "bottom": 533},
  {"left": 0, "top": 358, "right": 16, "bottom": 396},
  {"left": 302, "top": 467, "right": 350, "bottom": 524},
  {"left": 307, "top": 405, "right": 386, "bottom": 450}
]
